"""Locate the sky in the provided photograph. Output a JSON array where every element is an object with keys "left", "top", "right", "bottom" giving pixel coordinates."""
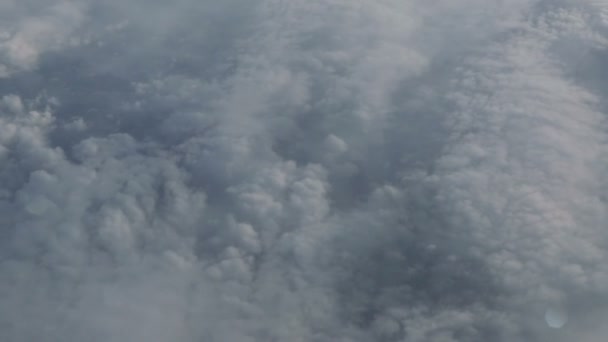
[{"left": 1, "top": 0, "right": 608, "bottom": 341}]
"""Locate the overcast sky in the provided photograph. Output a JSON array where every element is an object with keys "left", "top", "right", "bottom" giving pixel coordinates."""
[{"left": 1, "top": 0, "right": 608, "bottom": 341}]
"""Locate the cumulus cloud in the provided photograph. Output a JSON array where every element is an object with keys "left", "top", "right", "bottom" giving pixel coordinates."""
[
  {"left": 0, "top": 1, "right": 85, "bottom": 76},
  {"left": 0, "top": 0, "right": 607, "bottom": 341}
]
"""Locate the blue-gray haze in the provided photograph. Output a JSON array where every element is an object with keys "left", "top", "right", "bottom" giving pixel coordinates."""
[{"left": 1, "top": 0, "right": 608, "bottom": 341}]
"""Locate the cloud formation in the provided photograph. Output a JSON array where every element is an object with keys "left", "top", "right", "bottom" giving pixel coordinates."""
[{"left": 0, "top": 0, "right": 607, "bottom": 341}]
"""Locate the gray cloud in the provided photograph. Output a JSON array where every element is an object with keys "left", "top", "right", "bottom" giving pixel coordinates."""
[{"left": 1, "top": 0, "right": 607, "bottom": 341}]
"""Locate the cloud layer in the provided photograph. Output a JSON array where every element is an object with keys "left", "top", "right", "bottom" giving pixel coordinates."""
[{"left": 1, "top": 0, "right": 608, "bottom": 341}]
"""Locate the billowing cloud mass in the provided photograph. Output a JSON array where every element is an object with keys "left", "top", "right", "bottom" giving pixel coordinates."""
[{"left": 1, "top": 0, "right": 608, "bottom": 341}]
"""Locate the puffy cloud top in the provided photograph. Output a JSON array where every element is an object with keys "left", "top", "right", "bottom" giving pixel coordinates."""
[{"left": 1, "top": 0, "right": 608, "bottom": 341}]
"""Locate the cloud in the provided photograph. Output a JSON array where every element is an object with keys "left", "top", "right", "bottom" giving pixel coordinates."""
[
  {"left": 0, "top": 0, "right": 607, "bottom": 341},
  {"left": 0, "top": 1, "right": 85, "bottom": 76}
]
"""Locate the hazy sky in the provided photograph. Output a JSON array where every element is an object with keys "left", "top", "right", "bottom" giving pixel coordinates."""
[{"left": 1, "top": 0, "right": 608, "bottom": 341}]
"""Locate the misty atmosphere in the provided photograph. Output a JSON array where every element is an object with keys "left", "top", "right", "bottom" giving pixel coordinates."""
[{"left": 1, "top": 0, "right": 608, "bottom": 341}]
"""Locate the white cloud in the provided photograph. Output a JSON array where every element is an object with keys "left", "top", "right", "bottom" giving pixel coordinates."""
[
  {"left": 0, "top": 0, "right": 607, "bottom": 341},
  {"left": 0, "top": 1, "right": 85, "bottom": 75}
]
